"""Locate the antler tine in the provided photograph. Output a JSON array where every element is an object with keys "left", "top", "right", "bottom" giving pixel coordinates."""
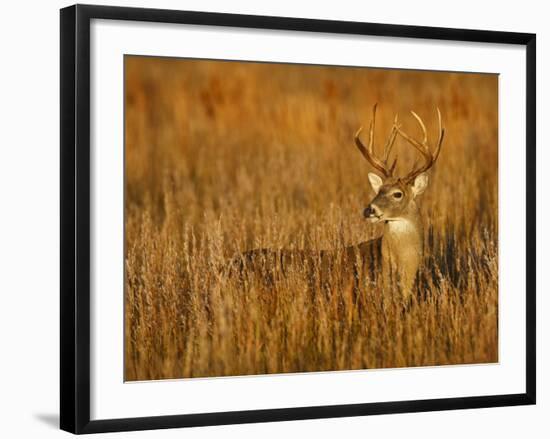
[
  {"left": 354, "top": 104, "right": 395, "bottom": 178},
  {"left": 433, "top": 107, "right": 445, "bottom": 163},
  {"left": 410, "top": 110, "right": 428, "bottom": 144},
  {"left": 368, "top": 104, "right": 376, "bottom": 156},
  {"left": 397, "top": 108, "right": 444, "bottom": 183},
  {"left": 385, "top": 114, "right": 400, "bottom": 175},
  {"left": 382, "top": 114, "right": 399, "bottom": 162},
  {"left": 389, "top": 156, "right": 398, "bottom": 175}
]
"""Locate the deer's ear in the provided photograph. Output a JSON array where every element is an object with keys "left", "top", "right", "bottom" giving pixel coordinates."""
[
  {"left": 368, "top": 173, "right": 384, "bottom": 194},
  {"left": 411, "top": 173, "right": 429, "bottom": 197}
]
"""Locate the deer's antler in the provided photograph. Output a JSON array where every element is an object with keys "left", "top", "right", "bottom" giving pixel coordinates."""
[
  {"left": 397, "top": 108, "right": 445, "bottom": 183},
  {"left": 354, "top": 104, "right": 399, "bottom": 178}
]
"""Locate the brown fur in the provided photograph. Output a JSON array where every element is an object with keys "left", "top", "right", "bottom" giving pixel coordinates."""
[{"left": 365, "top": 173, "right": 428, "bottom": 299}]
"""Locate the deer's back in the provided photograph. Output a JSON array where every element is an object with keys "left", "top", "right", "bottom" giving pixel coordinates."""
[{"left": 228, "top": 237, "right": 383, "bottom": 282}]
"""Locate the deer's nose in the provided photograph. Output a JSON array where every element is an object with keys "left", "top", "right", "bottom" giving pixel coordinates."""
[
  {"left": 364, "top": 206, "right": 375, "bottom": 218},
  {"left": 364, "top": 204, "right": 381, "bottom": 218}
]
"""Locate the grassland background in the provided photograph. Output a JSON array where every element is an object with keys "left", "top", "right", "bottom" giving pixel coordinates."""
[{"left": 124, "top": 56, "right": 498, "bottom": 381}]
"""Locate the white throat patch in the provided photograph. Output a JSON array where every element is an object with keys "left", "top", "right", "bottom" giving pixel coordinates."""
[{"left": 385, "top": 219, "right": 417, "bottom": 236}]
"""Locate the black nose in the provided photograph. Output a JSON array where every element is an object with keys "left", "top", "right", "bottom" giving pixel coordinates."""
[{"left": 363, "top": 206, "right": 374, "bottom": 218}]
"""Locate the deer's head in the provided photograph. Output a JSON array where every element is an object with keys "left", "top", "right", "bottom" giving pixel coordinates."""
[{"left": 355, "top": 104, "right": 444, "bottom": 224}]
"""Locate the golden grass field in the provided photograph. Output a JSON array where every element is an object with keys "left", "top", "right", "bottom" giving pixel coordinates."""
[{"left": 124, "top": 56, "right": 498, "bottom": 381}]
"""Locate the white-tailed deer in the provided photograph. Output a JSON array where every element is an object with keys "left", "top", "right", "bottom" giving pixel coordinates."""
[
  {"left": 355, "top": 104, "right": 444, "bottom": 298},
  {"left": 231, "top": 104, "right": 444, "bottom": 302}
]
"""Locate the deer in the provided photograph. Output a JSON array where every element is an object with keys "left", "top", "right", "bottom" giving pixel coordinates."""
[
  {"left": 228, "top": 104, "right": 444, "bottom": 302},
  {"left": 354, "top": 104, "right": 444, "bottom": 300}
]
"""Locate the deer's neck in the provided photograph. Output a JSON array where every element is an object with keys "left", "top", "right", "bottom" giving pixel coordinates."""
[{"left": 381, "top": 206, "right": 423, "bottom": 295}]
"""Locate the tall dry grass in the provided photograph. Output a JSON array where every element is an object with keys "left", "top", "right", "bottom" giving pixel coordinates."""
[{"left": 124, "top": 56, "right": 498, "bottom": 381}]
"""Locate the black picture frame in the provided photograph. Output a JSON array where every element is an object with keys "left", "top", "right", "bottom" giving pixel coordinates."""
[{"left": 60, "top": 4, "right": 536, "bottom": 434}]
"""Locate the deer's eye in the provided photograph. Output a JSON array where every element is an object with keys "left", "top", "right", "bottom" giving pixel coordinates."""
[{"left": 393, "top": 191, "right": 403, "bottom": 199}]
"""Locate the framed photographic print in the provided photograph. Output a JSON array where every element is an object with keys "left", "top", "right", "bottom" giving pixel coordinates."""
[{"left": 60, "top": 4, "right": 536, "bottom": 434}]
